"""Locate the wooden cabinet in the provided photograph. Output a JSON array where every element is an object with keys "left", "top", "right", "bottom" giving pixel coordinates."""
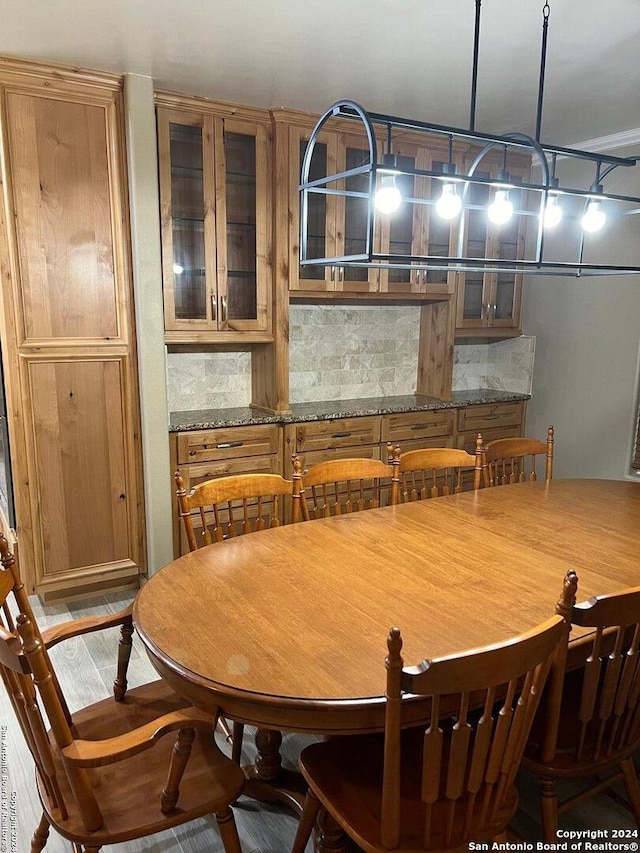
[
  {"left": 0, "top": 59, "right": 144, "bottom": 596},
  {"left": 288, "top": 119, "right": 454, "bottom": 300},
  {"left": 456, "top": 401, "right": 525, "bottom": 454},
  {"left": 172, "top": 400, "right": 525, "bottom": 550},
  {"left": 157, "top": 98, "right": 272, "bottom": 343},
  {"left": 283, "top": 416, "right": 382, "bottom": 475},
  {"left": 171, "top": 424, "right": 283, "bottom": 555},
  {"left": 382, "top": 410, "right": 455, "bottom": 453},
  {"left": 455, "top": 153, "right": 529, "bottom": 336}
]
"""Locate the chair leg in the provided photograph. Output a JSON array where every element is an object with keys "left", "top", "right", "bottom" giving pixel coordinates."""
[
  {"left": 215, "top": 806, "right": 242, "bottom": 853},
  {"left": 231, "top": 721, "right": 245, "bottom": 765},
  {"left": 30, "top": 812, "right": 50, "bottom": 852},
  {"left": 540, "top": 777, "right": 559, "bottom": 844},
  {"left": 161, "top": 727, "right": 195, "bottom": 814},
  {"left": 620, "top": 758, "right": 640, "bottom": 825},
  {"left": 292, "top": 788, "right": 321, "bottom": 853},
  {"left": 113, "top": 619, "right": 134, "bottom": 701}
]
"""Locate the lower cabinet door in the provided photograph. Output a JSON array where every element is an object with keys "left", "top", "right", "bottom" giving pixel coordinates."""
[{"left": 27, "top": 358, "right": 143, "bottom": 591}]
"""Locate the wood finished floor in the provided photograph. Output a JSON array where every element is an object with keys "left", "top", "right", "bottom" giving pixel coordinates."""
[{"left": 1, "top": 591, "right": 636, "bottom": 851}]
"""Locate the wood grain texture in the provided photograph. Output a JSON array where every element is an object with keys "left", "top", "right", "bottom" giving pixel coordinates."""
[
  {"left": 0, "top": 64, "right": 144, "bottom": 595},
  {"left": 135, "top": 480, "right": 640, "bottom": 735},
  {"left": 28, "top": 359, "right": 132, "bottom": 580},
  {"left": 6, "top": 93, "right": 118, "bottom": 342},
  {"left": 1, "top": 588, "right": 633, "bottom": 849}
]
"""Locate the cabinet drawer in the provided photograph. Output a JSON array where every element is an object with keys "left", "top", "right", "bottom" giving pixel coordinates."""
[
  {"left": 176, "top": 425, "right": 281, "bottom": 464},
  {"left": 284, "top": 444, "right": 381, "bottom": 478},
  {"left": 293, "top": 416, "right": 381, "bottom": 453},
  {"left": 386, "top": 435, "right": 455, "bottom": 457},
  {"left": 456, "top": 402, "right": 524, "bottom": 433},
  {"left": 457, "top": 425, "right": 523, "bottom": 457},
  {"left": 382, "top": 410, "right": 454, "bottom": 444},
  {"left": 176, "top": 454, "right": 283, "bottom": 491}
]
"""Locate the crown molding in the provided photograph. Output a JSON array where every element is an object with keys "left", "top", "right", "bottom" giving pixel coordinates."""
[{"left": 568, "top": 127, "right": 640, "bottom": 155}]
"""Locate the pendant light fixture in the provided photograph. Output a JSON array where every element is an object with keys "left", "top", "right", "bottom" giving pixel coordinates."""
[{"left": 299, "top": 2, "right": 640, "bottom": 277}]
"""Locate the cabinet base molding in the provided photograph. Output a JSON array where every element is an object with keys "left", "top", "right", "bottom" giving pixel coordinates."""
[
  {"left": 34, "top": 559, "right": 140, "bottom": 597},
  {"left": 40, "top": 576, "right": 140, "bottom": 605}
]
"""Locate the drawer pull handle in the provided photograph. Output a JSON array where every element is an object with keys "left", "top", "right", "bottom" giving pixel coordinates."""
[
  {"left": 331, "top": 431, "right": 352, "bottom": 438},
  {"left": 483, "top": 415, "right": 502, "bottom": 420},
  {"left": 215, "top": 441, "right": 244, "bottom": 449},
  {"left": 411, "top": 422, "right": 434, "bottom": 431}
]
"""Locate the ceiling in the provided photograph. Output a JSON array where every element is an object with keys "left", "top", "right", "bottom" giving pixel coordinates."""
[{"left": 2, "top": 0, "right": 639, "bottom": 146}]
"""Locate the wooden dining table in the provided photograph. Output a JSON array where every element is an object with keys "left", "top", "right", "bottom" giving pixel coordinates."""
[{"left": 133, "top": 479, "right": 640, "bottom": 851}]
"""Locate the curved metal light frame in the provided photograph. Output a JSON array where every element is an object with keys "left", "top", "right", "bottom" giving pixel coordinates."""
[{"left": 299, "top": 100, "right": 640, "bottom": 277}]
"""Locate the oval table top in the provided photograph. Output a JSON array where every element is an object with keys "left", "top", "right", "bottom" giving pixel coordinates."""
[{"left": 133, "top": 479, "right": 640, "bottom": 733}]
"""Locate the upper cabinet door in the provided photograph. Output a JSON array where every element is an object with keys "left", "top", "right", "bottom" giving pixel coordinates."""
[
  {"left": 215, "top": 117, "right": 270, "bottom": 332},
  {"left": 455, "top": 151, "right": 529, "bottom": 335},
  {"left": 158, "top": 106, "right": 272, "bottom": 342},
  {"left": 335, "top": 131, "right": 381, "bottom": 294},
  {"left": 377, "top": 139, "right": 456, "bottom": 298},
  {"left": 7, "top": 94, "right": 122, "bottom": 345},
  {"left": 290, "top": 125, "right": 338, "bottom": 292}
]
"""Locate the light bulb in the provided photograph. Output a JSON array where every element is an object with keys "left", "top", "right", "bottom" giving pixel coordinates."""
[
  {"left": 542, "top": 195, "right": 563, "bottom": 229},
  {"left": 436, "top": 183, "right": 462, "bottom": 220},
  {"left": 375, "top": 175, "right": 402, "bottom": 214},
  {"left": 487, "top": 190, "right": 513, "bottom": 225},
  {"left": 173, "top": 263, "right": 184, "bottom": 275},
  {"left": 581, "top": 200, "right": 606, "bottom": 233}
]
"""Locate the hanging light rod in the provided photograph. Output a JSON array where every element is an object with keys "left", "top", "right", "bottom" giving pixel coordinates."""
[{"left": 299, "top": 2, "right": 640, "bottom": 278}]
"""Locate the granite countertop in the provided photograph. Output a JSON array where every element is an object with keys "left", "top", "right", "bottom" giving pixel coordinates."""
[{"left": 169, "top": 390, "right": 530, "bottom": 432}]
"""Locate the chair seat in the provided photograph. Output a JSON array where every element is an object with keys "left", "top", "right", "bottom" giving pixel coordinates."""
[
  {"left": 524, "top": 669, "right": 640, "bottom": 778},
  {"left": 299, "top": 729, "right": 518, "bottom": 853},
  {"left": 39, "top": 680, "right": 245, "bottom": 846}
]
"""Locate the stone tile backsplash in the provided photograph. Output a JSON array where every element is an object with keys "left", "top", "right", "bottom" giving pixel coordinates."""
[{"left": 166, "top": 305, "right": 535, "bottom": 412}]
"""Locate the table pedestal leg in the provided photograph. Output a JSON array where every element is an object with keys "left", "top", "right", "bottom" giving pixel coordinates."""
[
  {"left": 243, "top": 728, "right": 307, "bottom": 812},
  {"left": 315, "top": 809, "right": 350, "bottom": 853},
  {"left": 243, "top": 729, "right": 351, "bottom": 852},
  {"left": 254, "top": 727, "right": 282, "bottom": 780}
]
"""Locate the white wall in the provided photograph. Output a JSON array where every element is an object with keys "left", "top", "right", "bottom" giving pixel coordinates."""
[
  {"left": 523, "top": 143, "right": 640, "bottom": 479},
  {"left": 124, "top": 74, "right": 174, "bottom": 573}
]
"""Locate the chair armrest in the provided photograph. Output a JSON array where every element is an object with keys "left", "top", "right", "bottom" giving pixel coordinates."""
[
  {"left": 41, "top": 602, "right": 133, "bottom": 649},
  {"left": 61, "top": 706, "right": 218, "bottom": 768}
]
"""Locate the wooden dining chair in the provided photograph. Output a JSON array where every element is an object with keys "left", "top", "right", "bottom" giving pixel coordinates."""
[
  {"left": 291, "top": 455, "right": 395, "bottom": 522},
  {"left": 483, "top": 425, "right": 554, "bottom": 487},
  {"left": 291, "top": 591, "right": 568, "bottom": 852},
  {"left": 0, "top": 533, "right": 245, "bottom": 853},
  {"left": 387, "top": 434, "right": 484, "bottom": 501},
  {"left": 175, "top": 470, "right": 294, "bottom": 549},
  {"left": 175, "top": 469, "right": 293, "bottom": 764},
  {"left": 523, "top": 579, "right": 640, "bottom": 841}
]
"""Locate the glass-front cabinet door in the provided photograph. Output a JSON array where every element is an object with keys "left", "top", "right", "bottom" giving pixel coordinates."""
[
  {"left": 158, "top": 108, "right": 270, "bottom": 340},
  {"left": 455, "top": 153, "right": 527, "bottom": 333},
  {"left": 377, "top": 142, "right": 457, "bottom": 297},
  {"left": 290, "top": 126, "right": 338, "bottom": 292},
  {"left": 334, "top": 132, "right": 381, "bottom": 293}
]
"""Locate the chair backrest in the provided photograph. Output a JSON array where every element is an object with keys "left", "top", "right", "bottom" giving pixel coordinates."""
[
  {"left": 176, "top": 471, "right": 294, "bottom": 551},
  {"left": 0, "top": 533, "right": 104, "bottom": 832},
  {"left": 292, "top": 455, "right": 395, "bottom": 522},
  {"left": 388, "top": 435, "right": 484, "bottom": 500},
  {"left": 483, "top": 425, "right": 554, "bottom": 487},
  {"left": 543, "top": 583, "right": 640, "bottom": 766},
  {"left": 380, "top": 609, "right": 566, "bottom": 849}
]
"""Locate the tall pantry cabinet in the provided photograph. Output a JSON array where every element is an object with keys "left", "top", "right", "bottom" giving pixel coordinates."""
[{"left": 0, "top": 58, "right": 145, "bottom": 595}]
